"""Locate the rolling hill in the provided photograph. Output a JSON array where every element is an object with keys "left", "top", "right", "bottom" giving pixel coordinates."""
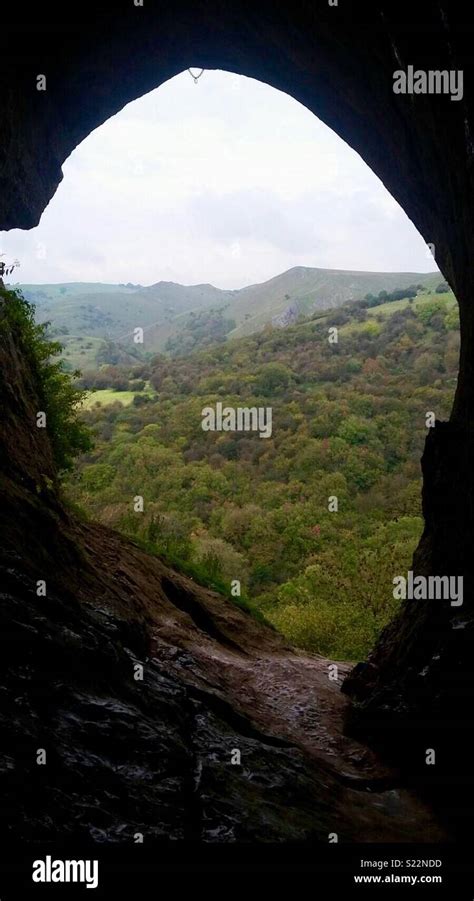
[{"left": 11, "top": 266, "right": 442, "bottom": 367}]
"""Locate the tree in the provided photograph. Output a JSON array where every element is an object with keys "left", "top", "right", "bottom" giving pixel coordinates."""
[
  {"left": 416, "top": 299, "right": 447, "bottom": 325},
  {"left": 0, "top": 286, "right": 92, "bottom": 473},
  {"left": 255, "top": 362, "right": 292, "bottom": 395},
  {"left": 0, "top": 254, "right": 20, "bottom": 278}
]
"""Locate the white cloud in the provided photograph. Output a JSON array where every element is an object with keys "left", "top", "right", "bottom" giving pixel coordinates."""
[{"left": 1, "top": 70, "right": 438, "bottom": 287}]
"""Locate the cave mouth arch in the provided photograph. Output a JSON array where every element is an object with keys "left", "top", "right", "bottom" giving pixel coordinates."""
[
  {"left": 1, "top": 2, "right": 473, "bottom": 826},
  {"left": 2, "top": 4, "right": 470, "bottom": 417},
  {"left": 3, "top": 66, "right": 452, "bottom": 666}
]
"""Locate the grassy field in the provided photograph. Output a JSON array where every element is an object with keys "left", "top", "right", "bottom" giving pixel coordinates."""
[
  {"left": 61, "top": 335, "right": 106, "bottom": 370},
  {"left": 339, "top": 290, "right": 456, "bottom": 336},
  {"left": 375, "top": 291, "right": 455, "bottom": 317},
  {"left": 81, "top": 387, "right": 154, "bottom": 410}
]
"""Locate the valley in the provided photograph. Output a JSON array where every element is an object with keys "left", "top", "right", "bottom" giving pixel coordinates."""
[{"left": 63, "top": 281, "right": 459, "bottom": 662}]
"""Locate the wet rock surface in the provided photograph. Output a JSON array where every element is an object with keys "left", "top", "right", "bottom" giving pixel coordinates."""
[{"left": 0, "top": 543, "right": 446, "bottom": 844}]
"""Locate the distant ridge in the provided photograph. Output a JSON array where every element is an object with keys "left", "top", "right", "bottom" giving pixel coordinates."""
[{"left": 13, "top": 265, "right": 441, "bottom": 366}]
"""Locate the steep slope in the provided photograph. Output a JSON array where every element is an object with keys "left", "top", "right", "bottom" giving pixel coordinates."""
[
  {"left": 0, "top": 291, "right": 445, "bottom": 846},
  {"left": 226, "top": 267, "right": 442, "bottom": 339}
]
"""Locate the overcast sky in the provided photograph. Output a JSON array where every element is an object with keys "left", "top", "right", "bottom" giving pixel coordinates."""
[{"left": 1, "top": 70, "right": 438, "bottom": 289}]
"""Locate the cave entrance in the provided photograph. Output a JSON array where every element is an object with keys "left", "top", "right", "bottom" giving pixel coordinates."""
[
  {"left": 1, "top": 66, "right": 459, "bottom": 664},
  {"left": 1, "top": 4, "right": 471, "bottom": 698}
]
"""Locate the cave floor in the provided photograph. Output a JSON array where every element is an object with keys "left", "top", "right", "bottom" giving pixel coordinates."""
[
  {"left": 151, "top": 632, "right": 446, "bottom": 843},
  {"left": 76, "top": 519, "right": 446, "bottom": 843}
]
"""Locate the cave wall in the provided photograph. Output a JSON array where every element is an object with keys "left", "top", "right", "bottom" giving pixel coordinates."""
[{"left": 1, "top": 0, "right": 473, "bottom": 821}]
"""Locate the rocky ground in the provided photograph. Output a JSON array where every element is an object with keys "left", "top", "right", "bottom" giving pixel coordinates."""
[{"left": 0, "top": 515, "right": 446, "bottom": 844}]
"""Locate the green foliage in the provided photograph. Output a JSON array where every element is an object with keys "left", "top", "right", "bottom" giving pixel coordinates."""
[
  {"left": 254, "top": 362, "right": 292, "bottom": 395},
  {"left": 131, "top": 533, "right": 269, "bottom": 624},
  {"left": 0, "top": 285, "right": 92, "bottom": 473},
  {"left": 445, "top": 307, "right": 460, "bottom": 330},
  {"left": 361, "top": 286, "right": 418, "bottom": 309},
  {"left": 416, "top": 298, "right": 447, "bottom": 325},
  {"left": 65, "top": 291, "right": 458, "bottom": 660},
  {"left": 194, "top": 536, "right": 248, "bottom": 585},
  {"left": 263, "top": 517, "right": 420, "bottom": 659},
  {"left": 337, "top": 415, "right": 375, "bottom": 446},
  {"left": 81, "top": 463, "right": 115, "bottom": 492},
  {"left": 165, "top": 307, "right": 237, "bottom": 356}
]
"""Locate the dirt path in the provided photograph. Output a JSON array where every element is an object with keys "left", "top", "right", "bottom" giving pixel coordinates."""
[{"left": 151, "top": 633, "right": 446, "bottom": 842}]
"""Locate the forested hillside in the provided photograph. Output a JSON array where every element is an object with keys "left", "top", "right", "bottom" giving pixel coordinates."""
[{"left": 65, "top": 289, "right": 459, "bottom": 661}]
